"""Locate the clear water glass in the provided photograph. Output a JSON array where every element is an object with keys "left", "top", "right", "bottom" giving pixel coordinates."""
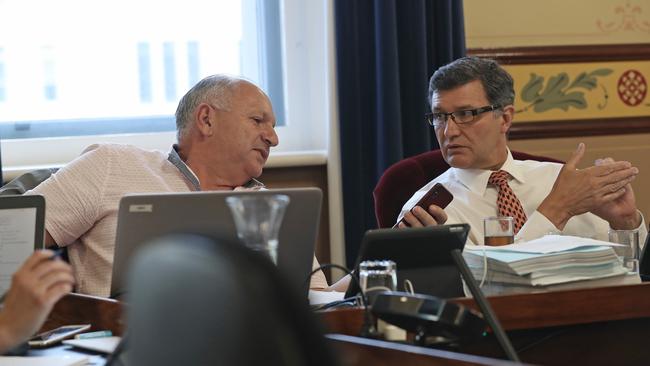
[
  {"left": 359, "top": 260, "right": 397, "bottom": 294},
  {"left": 226, "top": 194, "right": 290, "bottom": 264},
  {"left": 608, "top": 229, "right": 640, "bottom": 274}
]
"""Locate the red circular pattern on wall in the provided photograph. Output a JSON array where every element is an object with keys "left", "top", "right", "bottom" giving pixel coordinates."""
[{"left": 617, "top": 69, "right": 647, "bottom": 107}]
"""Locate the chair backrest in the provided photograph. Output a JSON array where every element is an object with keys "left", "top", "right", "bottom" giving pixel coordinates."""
[
  {"left": 0, "top": 168, "right": 69, "bottom": 262},
  {"left": 373, "top": 149, "right": 564, "bottom": 228},
  {"left": 0, "top": 168, "right": 58, "bottom": 196},
  {"left": 114, "top": 234, "right": 338, "bottom": 366}
]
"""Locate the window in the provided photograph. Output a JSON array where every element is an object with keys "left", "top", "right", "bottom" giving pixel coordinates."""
[{"left": 0, "top": 0, "right": 329, "bottom": 178}]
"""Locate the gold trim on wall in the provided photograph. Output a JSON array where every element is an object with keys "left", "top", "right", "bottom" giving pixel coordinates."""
[{"left": 469, "top": 44, "right": 650, "bottom": 65}]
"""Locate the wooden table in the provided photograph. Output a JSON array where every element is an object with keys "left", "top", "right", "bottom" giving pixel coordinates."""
[
  {"left": 320, "top": 283, "right": 650, "bottom": 365},
  {"left": 43, "top": 293, "right": 511, "bottom": 365},
  {"left": 41, "top": 293, "right": 124, "bottom": 336},
  {"left": 44, "top": 283, "right": 650, "bottom": 365}
]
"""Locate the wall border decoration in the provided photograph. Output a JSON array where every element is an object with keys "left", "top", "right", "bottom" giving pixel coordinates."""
[{"left": 468, "top": 44, "right": 650, "bottom": 140}]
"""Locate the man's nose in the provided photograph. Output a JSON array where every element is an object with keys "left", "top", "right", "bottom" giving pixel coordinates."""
[
  {"left": 263, "top": 126, "right": 279, "bottom": 146},
  {"left": 443, "top": 117, "right": 461, "bottom": 138}
]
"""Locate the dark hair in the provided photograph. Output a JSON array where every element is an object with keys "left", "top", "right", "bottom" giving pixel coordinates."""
[{"left": 428, "top": 56, "right": 514, "bottom": 109}]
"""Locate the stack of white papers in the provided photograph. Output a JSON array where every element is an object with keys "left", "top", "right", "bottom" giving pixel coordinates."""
[
  {"left": 0, "top": 355, "right": 88, "bottom": 366},
  {"left": 479, "top": 273, "right": 641, "bottom": 296},
  {"left": 308, "top": 290, "right": 345, "bottom": 305},
  {"left": 463, "top": 235, "right": 637, "bottom": 289},
  {"left": 62, "top": 336, "right": 121, "bottom": 354}
]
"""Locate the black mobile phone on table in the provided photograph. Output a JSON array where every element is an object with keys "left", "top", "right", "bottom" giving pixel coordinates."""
[{"left": 394, "top": 183, "right": 453, "bottom": 227}]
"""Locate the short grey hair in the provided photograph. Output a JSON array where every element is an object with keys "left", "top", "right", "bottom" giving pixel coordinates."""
[
  {"left": 175, "top": 74, "right": 247, "bottom": 141},
  {"left": 428, "top": 56, "right": 514, "bottom": 109}
]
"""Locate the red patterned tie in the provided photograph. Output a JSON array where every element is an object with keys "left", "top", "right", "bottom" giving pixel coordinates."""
[{"left": 488, "top": 170, "right": 527, "bottom": 234}]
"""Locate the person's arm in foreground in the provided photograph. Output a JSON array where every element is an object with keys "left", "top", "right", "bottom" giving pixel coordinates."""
[{"left": 0, "top": 250, "right": 74, "bottom": 353}]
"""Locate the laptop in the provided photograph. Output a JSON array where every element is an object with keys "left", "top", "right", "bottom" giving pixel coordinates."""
[
  {"left": 111, "top": 188, "right": 322, "bottom": 299},
  {"left": 347, "top": 224, "right": 470, "bottom": 299},
  {"left": 0, "top": 195, "right": 45, "bottom": 294}
]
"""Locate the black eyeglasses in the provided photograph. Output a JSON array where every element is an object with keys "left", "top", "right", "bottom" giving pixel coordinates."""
[{"left": 425, "top": 105, "right": 502, "bottom": 128}]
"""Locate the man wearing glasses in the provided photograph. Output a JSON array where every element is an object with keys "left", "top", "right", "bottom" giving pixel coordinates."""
[{"left": 397, "top": 57, "right": 646, "bottom": 246}]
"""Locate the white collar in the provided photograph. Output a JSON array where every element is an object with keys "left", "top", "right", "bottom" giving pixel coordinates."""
[{"left": 451, "top": 149, "right": 527, "bottom": 196}]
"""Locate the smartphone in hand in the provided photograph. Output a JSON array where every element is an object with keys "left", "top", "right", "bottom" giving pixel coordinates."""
[{"left": 395, "top": 183, "right": 453, "bottom": 227}]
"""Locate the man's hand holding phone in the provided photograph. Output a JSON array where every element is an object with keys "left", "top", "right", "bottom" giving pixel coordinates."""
[{"left": 395, "top": 183, "right": 452, "bottom": 228}]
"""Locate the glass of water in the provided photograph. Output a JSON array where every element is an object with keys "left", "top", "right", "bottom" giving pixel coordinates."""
[
  {"left": 359, "top": 260, "right": 397, "bottom": 298},
  {"left": 608, "top": 229, "right": 640, "bottom": 274}
]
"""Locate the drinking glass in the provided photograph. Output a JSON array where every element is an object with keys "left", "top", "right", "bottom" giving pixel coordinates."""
[
  {"left": 226, "top": 194, "right": 290, "bottom": 264},
  {"left": 359, "top": 260, "right": 397, "bottom": 295},
  {"left": 608, "top": 229, "right": 640, "bottom": 274},
  {"left": 483, "top": 216, "right": 514, "bottom": 246},
  {"left": 358, "top": 260, "right": 403, "bottom": 339}
]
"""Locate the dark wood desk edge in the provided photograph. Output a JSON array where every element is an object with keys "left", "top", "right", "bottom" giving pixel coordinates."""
[
  {"left": 327, "top": 334, "right": 521, "bottom": 366},
  {"left": 43, "top": 294, "right": 517, "bottom": 365},
  {"left": 453, "top": 282, "right": 650, "bottom": 330},
  {"left": 42, "top": 293, "right": 125, "bottom": 336},
  {"left": 43, "top": 284, "right": 650, "bottom": 365},
  {"left": 44, "top": 285, "right": 650, "bottom": 364},
  {"left": 319, "top": 283, "right": 650, "bottom": 334}
]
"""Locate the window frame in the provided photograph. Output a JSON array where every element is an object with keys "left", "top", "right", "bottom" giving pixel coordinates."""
[{"left": 0, "top": 0, "right": 330, "bottom": 181}]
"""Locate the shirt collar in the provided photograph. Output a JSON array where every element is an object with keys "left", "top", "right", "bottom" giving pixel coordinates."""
[
  {"left": 451, "top": 149, "right": 526, "bottom": 196},
  {"left": 167, "top": 144, "right": 265, "bottom": 191}
]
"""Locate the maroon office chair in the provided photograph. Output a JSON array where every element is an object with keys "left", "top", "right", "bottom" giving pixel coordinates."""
[{"left": 373, "top": 149, "right": 564, "bottom": 228}]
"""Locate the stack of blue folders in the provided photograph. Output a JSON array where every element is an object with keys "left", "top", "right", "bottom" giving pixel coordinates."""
[{"left": 463, "top": 235, "right": 639, "bottom": 292}]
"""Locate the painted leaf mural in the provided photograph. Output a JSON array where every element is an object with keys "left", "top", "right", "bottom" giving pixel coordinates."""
[{"left": 519, "top": 69, "right": 613, "bottom": 113}]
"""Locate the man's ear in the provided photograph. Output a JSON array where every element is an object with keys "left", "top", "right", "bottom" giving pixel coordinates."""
[
  {"left": 500, "top": 105, "right": 515, "bottom": 134},
  {"left": 195, "top": 103, "right": 214, "bottom": 137}
]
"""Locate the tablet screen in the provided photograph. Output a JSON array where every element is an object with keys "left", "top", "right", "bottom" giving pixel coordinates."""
[
  {"left": 348, "top": 224, "right": 470, "bottom": 298},
  {"left": 0, "top": 195, "right": 45, "bottom": 294}
]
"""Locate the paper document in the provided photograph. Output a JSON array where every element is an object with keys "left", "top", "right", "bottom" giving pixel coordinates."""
[
  {"left": 480, "top": 272, "right": 641, "bottom": 296},
  {"left": 63, "top": 336, "right": 121, "bottom": 354},
  {"left": 463, "top": 234, "right": 631, "bottom": 287},
  {"left": 308, "top": 290, "right": 345, "bottom": 305},
  {"left": 0, "top": 355, "right": 88, "bottom": 366},
  {"left": 465, "top": 235, "right": 624, "bottom": 254}
]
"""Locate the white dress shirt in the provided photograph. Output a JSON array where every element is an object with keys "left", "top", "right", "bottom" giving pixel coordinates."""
[{"left": 398, "top": 150, "right": 647, "bottom": 247}]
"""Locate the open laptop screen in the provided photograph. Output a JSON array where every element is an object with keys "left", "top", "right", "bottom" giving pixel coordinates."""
[
  {"left": 111, "top": 188, "right": 322, "bottom": 299},
  {"left": 0, "top": 195, "right": 45, "bottom": 294}
]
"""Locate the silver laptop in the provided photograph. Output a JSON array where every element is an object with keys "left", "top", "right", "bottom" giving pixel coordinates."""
[{"left": 111, "top": 188, "right": 322, "bottom": 299}]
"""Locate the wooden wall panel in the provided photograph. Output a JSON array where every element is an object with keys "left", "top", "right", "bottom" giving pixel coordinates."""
[{"left": 259, "top": 165, "right": 331, "bottom": 281}]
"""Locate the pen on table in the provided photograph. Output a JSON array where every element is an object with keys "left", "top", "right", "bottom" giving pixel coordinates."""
[
  {"left": 75, "top": 330, "right": 113, "bottom": 339},
  {"left": 0, "top": 249, "right": 65, "bottom": 304}
]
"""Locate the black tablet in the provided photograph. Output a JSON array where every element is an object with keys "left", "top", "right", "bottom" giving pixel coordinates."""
[
  {"left": 348, "top": 224, "right": 470, "bottom": 298},
  {"left": 0, "top": 195, "right": 46, "bottom": 293}
]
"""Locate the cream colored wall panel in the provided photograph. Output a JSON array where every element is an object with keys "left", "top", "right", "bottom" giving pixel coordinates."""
[
  {"left": 465, "top": 0, "right": 650, "bottom": 48},
  {"left": 509, "top": 134, "right": 650, "bottom": 223}
]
